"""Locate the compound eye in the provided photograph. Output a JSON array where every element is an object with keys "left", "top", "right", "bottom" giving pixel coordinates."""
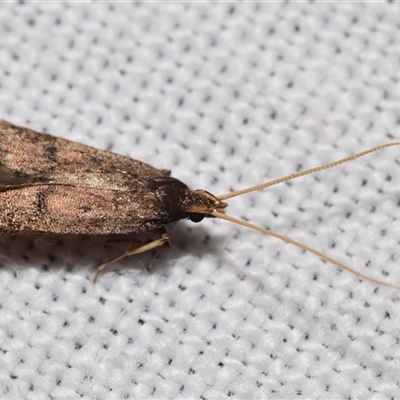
[{"left": 190, "top": 214, "right": 204, "bottom": 223}]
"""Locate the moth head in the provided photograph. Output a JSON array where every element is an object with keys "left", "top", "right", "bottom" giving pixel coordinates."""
[{"left": 185, "top": 189, "right": 228, "bottom": 223}]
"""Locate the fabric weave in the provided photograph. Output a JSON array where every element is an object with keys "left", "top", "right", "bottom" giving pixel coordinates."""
[{"left": 0, "top": 3, "right": 399, "bottom": 399}]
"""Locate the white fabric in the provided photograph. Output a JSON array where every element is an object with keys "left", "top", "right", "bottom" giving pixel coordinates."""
[{"left": 0, "top": 2, "right": 400, "bottom": 398}]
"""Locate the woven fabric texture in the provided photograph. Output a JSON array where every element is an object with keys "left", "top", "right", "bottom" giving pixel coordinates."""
[{"left": 1, "top": 3, "right": 400, "bottom": 399}]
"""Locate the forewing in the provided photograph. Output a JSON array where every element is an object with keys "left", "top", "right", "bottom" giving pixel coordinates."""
[
  {"left": 0, "top": 120, "right": 169, "bottom": 191},
  {"left": 0, "top": 121, "right": 187, "bottom": 236},
  {"left": 0, "top": 183, "right": 171, "bottom": 235}
]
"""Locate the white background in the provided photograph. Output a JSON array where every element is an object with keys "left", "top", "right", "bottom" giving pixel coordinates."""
[{"left": 1, "top": 2, "right": 400, "bottom": 399}]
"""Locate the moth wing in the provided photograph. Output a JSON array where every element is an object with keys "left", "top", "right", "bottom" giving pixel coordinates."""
[
  {"left": 0, "top": 120, "right": 169, "bottom": 192},
  {"left": 0, "top": 177, "right": 188, "bottom": 235},
  {"left": 0, "top": 121, "right": 188, "bottom": 236}
]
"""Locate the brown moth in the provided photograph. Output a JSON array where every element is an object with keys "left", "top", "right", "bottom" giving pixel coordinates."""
[{"left": 0, "top": 120, "right": 399, "bottom": 286}]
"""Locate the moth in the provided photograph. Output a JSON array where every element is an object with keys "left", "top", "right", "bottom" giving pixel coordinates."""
[{"left": 0, "top": 120, "right": 398, "bottom": 286}]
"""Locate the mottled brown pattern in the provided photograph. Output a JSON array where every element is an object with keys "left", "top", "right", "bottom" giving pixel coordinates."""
[{"left": 0, "top": 121, "right": 226, "bottom": 235}]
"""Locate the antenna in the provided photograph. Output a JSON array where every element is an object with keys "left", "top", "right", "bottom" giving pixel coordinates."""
[
  {"left": 219, "top": 142, "right": 400, "bottom": 200},
  {"left": 213, "top": 141, "right": 400, "bottom": 288}
]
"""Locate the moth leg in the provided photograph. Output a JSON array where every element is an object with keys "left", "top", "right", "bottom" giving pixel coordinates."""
[{"left": 93, "top": 232, "right": 170, "bottom": 283}]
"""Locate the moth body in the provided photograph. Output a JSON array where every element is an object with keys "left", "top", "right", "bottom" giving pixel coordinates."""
[{"left": 0, "top": 121, "right": 226, "bottom": 236}]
